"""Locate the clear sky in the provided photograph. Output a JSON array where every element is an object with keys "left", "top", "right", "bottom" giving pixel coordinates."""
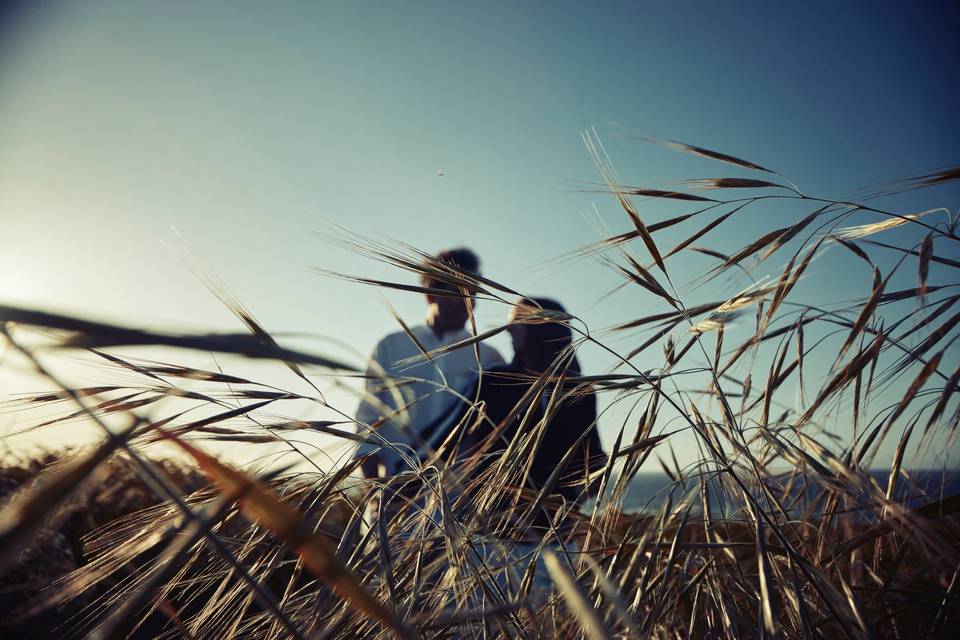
[{"left": 1, "top": 1, "right": 958, "bottom": 469}]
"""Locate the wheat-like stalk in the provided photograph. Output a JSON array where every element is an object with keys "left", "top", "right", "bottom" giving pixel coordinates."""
[{"left": 0, "top": 133, "right": 957, "bottom": 639}]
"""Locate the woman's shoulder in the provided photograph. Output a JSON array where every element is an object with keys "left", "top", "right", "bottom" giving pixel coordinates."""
[
  {"left": 478, "top": 365, "right": 526, "bottom": 391},
  {"left": 481, "top": 362, "right": 518, "bottom": 375}
]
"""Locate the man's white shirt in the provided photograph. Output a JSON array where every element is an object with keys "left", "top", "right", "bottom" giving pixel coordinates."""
[{"left": 354, "top": 324, "right": 504, "bottom": 475}]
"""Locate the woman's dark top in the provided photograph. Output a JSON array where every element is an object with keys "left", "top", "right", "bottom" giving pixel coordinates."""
[{"left": 458, "top": 364, "right": 607, "bottom": 506}]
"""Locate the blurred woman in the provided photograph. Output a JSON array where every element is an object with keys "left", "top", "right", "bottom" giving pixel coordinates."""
[{"left": 456, "top": 297, "right": 607, "bottom": 527}]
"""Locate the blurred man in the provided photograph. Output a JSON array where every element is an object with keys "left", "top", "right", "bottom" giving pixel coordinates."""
[{"left": 354, "top": 247, "right": 504, "bottom": 479}]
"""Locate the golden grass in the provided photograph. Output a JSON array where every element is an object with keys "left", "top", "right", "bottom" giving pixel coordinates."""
[{"left": 0, "top": 134, "right": 958, "bottom": 638}]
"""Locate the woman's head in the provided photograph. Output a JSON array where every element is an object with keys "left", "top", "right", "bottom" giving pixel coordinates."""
[{"left": 507, "top": 297, "right": 579, "bottom": 374}]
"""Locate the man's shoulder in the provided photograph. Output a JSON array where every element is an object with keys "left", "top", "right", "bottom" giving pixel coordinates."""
[
  {"left": 476, "top": 340, "right": 505, "bottom": 364},
  {"left": 369, "top": 325, "right": 432, "bottom": 357},
  {"left": 371, "top": 324, "right": 502, "bottom": 363},
  {"left": 449, "top": 327, "right": 503, "bottom": 364}
]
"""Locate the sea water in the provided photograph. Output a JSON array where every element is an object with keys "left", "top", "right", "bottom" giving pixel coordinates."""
[{"left": 611, "top": 469, "right": 960, "bottom": 517}]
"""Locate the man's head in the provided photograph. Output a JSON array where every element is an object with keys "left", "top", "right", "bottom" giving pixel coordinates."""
[{"left": 422, "top": 247, "right": 480, "bottom": 336}]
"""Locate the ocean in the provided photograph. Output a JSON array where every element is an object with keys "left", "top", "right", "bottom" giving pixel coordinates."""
[{"left": 615, "top": 469, "right": 960, "bottom": 516}]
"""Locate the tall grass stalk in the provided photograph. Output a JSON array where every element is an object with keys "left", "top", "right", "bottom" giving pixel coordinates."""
[{"left": 1, "top": 134, "right": 958, "bottom": 638}]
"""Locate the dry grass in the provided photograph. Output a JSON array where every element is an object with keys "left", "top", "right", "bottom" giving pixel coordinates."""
[
  {"left": 0, "top": 134, "right": 958, "bottom": 638},
  {"left": 0, "top": 451, "right": 208, "bottom": 638}
]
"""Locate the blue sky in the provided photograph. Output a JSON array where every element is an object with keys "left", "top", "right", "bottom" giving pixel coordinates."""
[{"left": 1, "top": 1, "right": 958, "bottom": 468}]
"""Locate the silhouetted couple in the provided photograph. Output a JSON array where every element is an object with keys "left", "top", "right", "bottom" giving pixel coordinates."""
[{"left": 353, "top": 247, "right": 606, "bottom": 529}]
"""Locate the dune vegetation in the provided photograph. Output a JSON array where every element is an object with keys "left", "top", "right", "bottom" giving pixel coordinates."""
[{"left": 1, "top": 135, "right": 958, "bottom": 639}]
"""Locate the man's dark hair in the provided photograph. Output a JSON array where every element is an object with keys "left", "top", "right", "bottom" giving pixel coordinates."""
[{"left": 421, "top": 247, "right": 480, "bottom": 288}]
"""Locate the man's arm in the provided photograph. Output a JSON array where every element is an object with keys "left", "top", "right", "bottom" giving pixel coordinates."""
[{"left": 354, "top": 339, "right": 392, "bottom": 478}]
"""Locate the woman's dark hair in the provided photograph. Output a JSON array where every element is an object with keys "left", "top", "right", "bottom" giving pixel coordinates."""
[{"left": 512, "top": 296, "right": 581, "bottom": 376}]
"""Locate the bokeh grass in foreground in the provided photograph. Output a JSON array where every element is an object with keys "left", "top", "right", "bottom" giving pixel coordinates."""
[{"left": 1, "top": 137, "right": 958, "bottom": 638}]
